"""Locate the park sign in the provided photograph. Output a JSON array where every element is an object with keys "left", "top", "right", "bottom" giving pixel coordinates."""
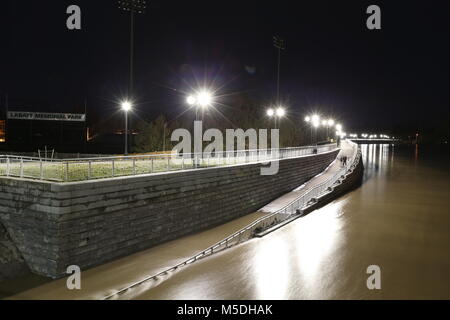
[{"left": 7, "top": 111, "right": 86, "bottom": 122}]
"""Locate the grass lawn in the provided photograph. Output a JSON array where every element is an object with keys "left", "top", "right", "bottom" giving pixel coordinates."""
[{"left": 0, "top": 155, "right": 265, "bottom": 182}]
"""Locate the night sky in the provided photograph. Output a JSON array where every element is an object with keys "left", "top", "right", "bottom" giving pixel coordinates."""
[{"left": 3, "top": 0, "right": 450, "bottom": 133}]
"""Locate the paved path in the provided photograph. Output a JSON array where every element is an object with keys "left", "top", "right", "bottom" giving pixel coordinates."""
[{"left": 259, "top": 140, "right": 355, "bottom": 213}]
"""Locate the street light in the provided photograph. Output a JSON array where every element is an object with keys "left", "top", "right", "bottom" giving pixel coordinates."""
[
  {"left": 276, "top": 107, "right": 285, "bottom": 117},
  {"left": 267, "top": 106, "right": 285, "bottom": 128},
  {"left": 304, "top": 114, "right": 320, "bottom": 144},
  {"left": 121, "top": 100, "right": 132, "bottom": 155},
  {"left": 197, "top": 91, "right": 212, "bottom": 108},
  {"left": 324, "top": 119, "right": 334, "bottom": 141},
  {"left": 186, "top": 90, "right": 214, "bottom": 120},
  {"left": 186, "top": 95, "right": 196, "bottom": 106}
]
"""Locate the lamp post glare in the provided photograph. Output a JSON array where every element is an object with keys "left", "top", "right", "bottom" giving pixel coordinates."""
[
  {"left": 197, "top": 91, "right": 212, "bottom": 108},
  {"left": 186, "top": 90, "right": 214, "bottom": 120},
  {"left": 305, "top": 116, "right": 310, "bottom": 122},
  {"left": 266, "top": 106, "right": 285, "bottom": 129},
  {"left": 121, "top": 101, "right": 132, "bottom": 111},
  {"left": 186, "top": 95, "right": 196, "bottom": 106},
  {"left": 276, "top": 107, "right": 285, "bottom": 117},
  {"left": 121, "top": 101, "right": 132, "bottom": 155}
]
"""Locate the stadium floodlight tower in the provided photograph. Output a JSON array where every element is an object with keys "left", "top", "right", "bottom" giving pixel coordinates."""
[
  {"left": 273, "top": 36, "right": 286, "bottom": 104},
  {"left": 117, "top": 0, "right": 146, "bottom": 98},
  {"left": 117, "top": 1, "right": 146, "bottom": 154}
]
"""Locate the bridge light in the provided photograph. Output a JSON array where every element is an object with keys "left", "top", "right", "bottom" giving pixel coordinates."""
[{"left": 267, "top": 108, "right": 275, "bottom": 117}]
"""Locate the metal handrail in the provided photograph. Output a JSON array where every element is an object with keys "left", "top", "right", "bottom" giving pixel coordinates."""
[
  {"left": 103, "top": 141, "right": 360, "bottom": 299},
  {"left": 0, "top": 144, "right": 338, "bottom": 182}
]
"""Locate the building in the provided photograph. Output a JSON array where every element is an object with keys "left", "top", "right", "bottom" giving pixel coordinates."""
[{"left": 0, "top": 107, "right": 87, "bottom": 153}]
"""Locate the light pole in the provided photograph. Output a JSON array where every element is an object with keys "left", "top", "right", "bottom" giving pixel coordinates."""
[
  {"left": 186, "top": 91, "right": 213, "bottom": 168},
  {"left": 305, "top": 116, "right": 312, "bottom": 144},
  {"left": 267, "top": 106, "right": 285, "bottom": 129},
  {"left": 327, "top": 119, "right": 335, "bottom": 141},
  {"left": 186, "top": 90, "right": 213, "bottom": 121},
  {"left": 267, "top": 108, "right": 275, "bottom": 129},
  {"left": 311, "top": 114, "right": 320, "bottom": 145},
  {"left": 335, "top": 123, "right": 343, "bottom": 146},
  {"left": 117, "top": 0, "right": 146, "bottom": 140},
  {"left": 273, "top": 36, "right": 285, "bottom": 104},
  {"left": 275, "top": 106, "right": 285, "bottom": 129},
  {"left": 121, "top": 101, "right": 132, "bottom": 155}
]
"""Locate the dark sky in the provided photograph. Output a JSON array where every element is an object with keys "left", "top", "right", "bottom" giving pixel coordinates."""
[{"left": 3, "top": 0, "right": 450, "bottom": 133}]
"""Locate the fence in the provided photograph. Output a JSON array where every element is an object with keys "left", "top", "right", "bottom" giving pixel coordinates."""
[
  {"left": 0, "top": 144, "right": 337, "bottom": 182},
  {"left": 103, "top": 141, "right": 361, "bottom": 299}
]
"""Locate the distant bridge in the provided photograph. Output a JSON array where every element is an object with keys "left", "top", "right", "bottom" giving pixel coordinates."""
[{"left": 349, "top": 138, "right": 398, "bottom": 144}]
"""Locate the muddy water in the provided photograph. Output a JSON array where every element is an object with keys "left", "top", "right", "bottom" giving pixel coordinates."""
[
  {"left": 3, "top": 212, "right": 266, "bottom": 299},
  {"left": 128, "top": 144, "right": 450, "bottom": 299},
  {"left": 4, "top": 144, "right": 450, "bottom": 299}
]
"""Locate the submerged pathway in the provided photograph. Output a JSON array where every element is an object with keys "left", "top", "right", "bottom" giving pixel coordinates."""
[
  {"left": 259, "top": 140, "right": 355, "bottom": 214},
  {"left": 6, "top": 143, "right": 351, "bottom": 300}
]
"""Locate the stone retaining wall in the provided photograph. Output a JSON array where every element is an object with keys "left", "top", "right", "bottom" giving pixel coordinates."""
[{"left": 0, "top": 149, "right": 339, "bottom": 278}]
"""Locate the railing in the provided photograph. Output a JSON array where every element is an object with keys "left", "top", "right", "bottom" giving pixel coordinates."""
[
  {"left": 0, "top": 144, "right": 337, "bottom": 182},
  {"left": 103, "top": 141, "right": 361, "bottom": 299}
]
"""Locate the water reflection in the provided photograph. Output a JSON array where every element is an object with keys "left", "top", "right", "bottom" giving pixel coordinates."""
[
  {"left": 131, "top": 143, "right": 450, "bottom": 299},
  {"left": 5, "top": 143, "right": 450, "bottom": 299},
  {"left": 253, "top": 237, "right": 290, "bottom": 299}
]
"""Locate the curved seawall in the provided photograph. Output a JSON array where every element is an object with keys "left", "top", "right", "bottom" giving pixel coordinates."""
[{"left": 0, "top": 149, "right": 339, "bottom": 278}]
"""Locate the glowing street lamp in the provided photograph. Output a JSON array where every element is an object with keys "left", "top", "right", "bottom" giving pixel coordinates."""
[
  {"left": 304, "top": 114, "right": 320, "bottom": 144},
  {"left": 197, "top": 91, "right": 212, "bottom": 108},
  {"left": 324, "top": 119, "right": 334, "bottom": 141},
  {"left": 186, "top": 95, "right": 196, "bottom": 106},
  {"left": 186, "top": 90, "right": 214, "bottom": 120},
  {"left": 121, "top": 100, "right": 132, "bottom": 155},
  {"left": 311, "top": 114, "right": 320, "bottom": 124},
  {"left": 267, "top": 106, "right": 285, "bottom": 128},
  {"left": 276, "top": 107, "right": 285, "bottom": 117}
]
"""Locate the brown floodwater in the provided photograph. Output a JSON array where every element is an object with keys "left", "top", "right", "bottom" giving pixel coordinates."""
[
  {"left": 126, "top": 144, "right": 450, "bottom": 299},
  {"left": 4, "top": 143, "right": 450, "bottom": 299}
]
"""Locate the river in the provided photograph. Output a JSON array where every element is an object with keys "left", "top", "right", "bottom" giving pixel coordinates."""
[
  {"left": 3, "top": 143, "right": 450, "bottom": 299},
  {"left": 126, "top": 143, "right": 450, "bottom": 299}
]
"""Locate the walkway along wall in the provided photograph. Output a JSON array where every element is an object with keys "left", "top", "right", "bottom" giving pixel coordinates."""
[{"left": 0, "top": 149, "right": 339, "bottom": 278}]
